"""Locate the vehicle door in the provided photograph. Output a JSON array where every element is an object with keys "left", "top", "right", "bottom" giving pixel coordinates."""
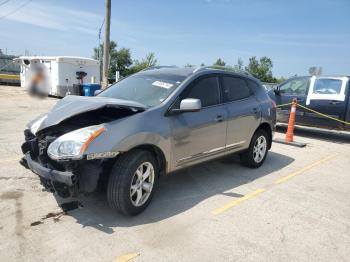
[
  {"left": 274, "top": 77, "right": 310, "bottom": 124},
  {"left": 304, "top": 77, "right": 349, "bottom": 129},
  {"left": 221, "top": 75, "right": 261, "bottom": 151},
  {"left": 169, "top": 75, "right": 227, "bottom": 168}
]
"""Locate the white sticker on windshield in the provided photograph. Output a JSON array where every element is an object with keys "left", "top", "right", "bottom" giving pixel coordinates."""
[{"left": 152, "top": 81, "right": 173, "bottom": 89}]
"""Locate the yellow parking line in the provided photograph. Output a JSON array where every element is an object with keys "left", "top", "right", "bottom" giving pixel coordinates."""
[
  {"left": 112, "top": 253, "right": 140, "bottom": 262},
  {"left": 213, "top": 153, "right": 337, "bottom": 215},
  {"left": 274, "top": 154, "right": 337, "bottom": 185},
  {"left": 213, "top": 188, "right": 266, "bottom": 215}
]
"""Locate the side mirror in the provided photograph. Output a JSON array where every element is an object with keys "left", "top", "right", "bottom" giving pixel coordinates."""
[
  {"left": 273, "top": 86, "right": 280, "bottom": 95},
  {"left": 94, "top": 89, "right": 102, "bottom": 96},
  {"left": 171, "top": 98, "right": 201, "bottom": 114}
]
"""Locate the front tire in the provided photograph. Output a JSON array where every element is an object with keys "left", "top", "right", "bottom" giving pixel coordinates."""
[
  {"left": 107, "top": 150, "right": 158, "bottom": 216},
  {"left": 240, "top": 129, "right": 269, "bottom": 168}
]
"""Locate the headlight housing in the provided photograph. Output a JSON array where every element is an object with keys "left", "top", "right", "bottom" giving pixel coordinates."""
[
  {"left": 47, "top": 125, "right": 106, "bottom": 160},
  {"left": 30, "top": 114, "right": 47, "bottom": 135}
]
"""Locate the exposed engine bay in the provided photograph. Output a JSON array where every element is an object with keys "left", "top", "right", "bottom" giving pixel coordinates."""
[{"left": 21, "top": 105, "right": 143, "bottom": 198}]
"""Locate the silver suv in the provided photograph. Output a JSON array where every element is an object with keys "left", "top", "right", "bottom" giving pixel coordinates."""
[{"left": 21, "top": 67, "right": 276, "bottom": 215}]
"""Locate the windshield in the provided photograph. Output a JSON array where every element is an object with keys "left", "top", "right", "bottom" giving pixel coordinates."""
[{"left": 98, "top": 74, "right": 183, "bottom": 106}]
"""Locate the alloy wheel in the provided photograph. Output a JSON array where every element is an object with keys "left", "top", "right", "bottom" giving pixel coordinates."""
[
  {"left": 130, "top": 162, "right": 155, "bottom": 207},
  {"left": 253, "top": 135, "right": 267, "bottom": 163}
]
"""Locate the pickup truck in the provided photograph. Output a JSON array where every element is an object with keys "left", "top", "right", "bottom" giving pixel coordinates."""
[{"left": 268, "top": 76, "right": 350, "bottom": 130}]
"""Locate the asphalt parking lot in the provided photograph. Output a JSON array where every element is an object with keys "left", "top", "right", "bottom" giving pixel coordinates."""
[{"left": 0, "top": 86, "right": 349, "bottom": 262}]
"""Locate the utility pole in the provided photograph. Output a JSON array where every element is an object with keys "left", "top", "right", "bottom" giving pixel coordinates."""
[
  {"left": 102, "top": 0, "right": 111, "bottom": 89},
  {"left": 98, "top": 19, "right": 105, "bottom": 82}
]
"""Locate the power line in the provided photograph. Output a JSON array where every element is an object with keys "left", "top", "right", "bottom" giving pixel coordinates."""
[
  {"left": 0, "top": 0, "right": 11, "bottom": 7},
  {"left": 98, "top": 18, "right": 105, "bottom": 40},
  {"left": 0, "top": 0, "right": 32, "bottom": 20}
]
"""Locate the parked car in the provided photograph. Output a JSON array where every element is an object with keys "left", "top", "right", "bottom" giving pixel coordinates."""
[
  {"left": 268, "top": 76, "right": 350, "bottom": 130},
  {"left": 21, "top": 66, "right": 276, "bottom": 216}
]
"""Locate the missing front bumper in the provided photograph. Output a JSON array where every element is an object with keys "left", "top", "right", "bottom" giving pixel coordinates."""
[
  {"left": 23, "top": 151, "right": 105, "bottom": 198},
  {"left": 24, "top": 153, "right": 77, "bottom": 198},
  {"left": 24, "top": 153, "right": 75, "bottom": 186}
]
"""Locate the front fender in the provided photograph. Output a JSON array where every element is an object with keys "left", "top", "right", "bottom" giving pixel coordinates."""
[
  {"left": 112, "top": 132, "right": 170, "bottom": 158},
  {"left": 82, "top": 106, "right": 171, "bottom": 167}
]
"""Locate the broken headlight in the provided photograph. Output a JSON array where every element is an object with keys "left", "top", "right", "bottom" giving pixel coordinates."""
[{"left": 47, "top": 125, "right": 105, "bottom": 160}]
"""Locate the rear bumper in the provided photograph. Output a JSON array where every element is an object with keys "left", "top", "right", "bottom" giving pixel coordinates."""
[{"left": 24, "top": 153, "right": 75, "bottom": 186}]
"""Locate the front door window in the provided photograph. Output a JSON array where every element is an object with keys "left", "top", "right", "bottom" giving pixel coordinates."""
[{"left": 279, "top": 78, "right": 309, "bottom": 95}]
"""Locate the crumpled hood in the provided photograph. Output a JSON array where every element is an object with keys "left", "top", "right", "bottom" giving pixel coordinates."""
[{"left": 37, "top": 95, "right": 146, "bottom": 132}]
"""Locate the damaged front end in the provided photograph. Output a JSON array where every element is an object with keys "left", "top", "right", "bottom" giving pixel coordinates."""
[
  {"left": 21, "top": 96, "right": 145, "bottom": 198},
  {"left": 22, "top": 128, "right": 107, "bottom": 198}
]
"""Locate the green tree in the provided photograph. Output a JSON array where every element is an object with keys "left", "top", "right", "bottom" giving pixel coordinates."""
[
  {"left": 93, "top": 41, "right": 132, "bottom": 77},
  {"left": 143, "top": 53, "right": 157, "bottom": 67},
  {"left": 245, "top": 56, "right": 275, "bottom": 82},
  {"left": 128, "top": 53, "right": 158, "bottom": 74},
  {"left": 276, "top": 77, "right": 286, "bottom": 84},
  {"left": 213, "top": 58, "right": 226, "bottom": 67},
  {"left": 113, "top": 47, "right": 132, "bottom": 76}
]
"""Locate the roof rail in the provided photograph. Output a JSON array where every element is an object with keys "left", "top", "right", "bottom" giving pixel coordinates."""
[
  {"left": 141, "top": 65, "right": 177, "bottom": 72},
  {"left": 193, "top": 66, "right": 253, "bottom": 77}
]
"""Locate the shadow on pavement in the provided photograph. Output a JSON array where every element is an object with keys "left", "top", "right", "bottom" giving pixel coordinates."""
[
  {"left": 277, "top": 125, "right": 350, "bottom": 144},
  {"left": 64, "top": 151, "right": 294, "bottom": 234}
]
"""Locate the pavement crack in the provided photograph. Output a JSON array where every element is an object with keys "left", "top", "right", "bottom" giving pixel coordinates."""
[{"left": 279, "top": 225, "right": 287, "bottom": 243}]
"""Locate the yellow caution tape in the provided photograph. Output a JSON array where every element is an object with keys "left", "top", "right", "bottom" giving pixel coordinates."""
[
  {"left": 0, "top": 74, "right": 20, "bottom": 80},
  {"left": 275, "top": 101, "right": 350, "bottom": 125},
  {"left": 275, "top": 102, "right": 293, "bottom": 108},
  {"left": 297, "top": 104, "right": 350, "bottom": 125}
]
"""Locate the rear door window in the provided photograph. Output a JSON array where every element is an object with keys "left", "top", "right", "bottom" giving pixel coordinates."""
[
  {"left": 313, "top": 79, "right": 342, "bottom": 94},
  {"left": 183, "top": 76, "right": 220, "bottom": 107},
  {"left": 306, "top": 76, "right": 348, "bottom": 105},
  {"left": 221, "top": 76, "right": 251, "bottom": 102}
]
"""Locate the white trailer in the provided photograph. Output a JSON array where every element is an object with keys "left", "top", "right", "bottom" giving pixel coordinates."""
[{"left": 16, "top": 56, "right": 100, "bottom": 97}]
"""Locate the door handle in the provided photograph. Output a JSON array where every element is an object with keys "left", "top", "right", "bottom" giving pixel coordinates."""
[
  {"left": 296, "top": 98, "right": 304, "bottom": 102},
  {"left": 215, "top": 115, "right": 224, "bottom": 122},
  {"left": 329, "top": 100, "right": 341, "bottom": 105}
]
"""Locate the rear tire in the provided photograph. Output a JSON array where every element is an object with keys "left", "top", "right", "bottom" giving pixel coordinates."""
[
  {"left": 107, "top": 150, "right": 158, "bottom": 216},
  {"left": 240, "top": 129, "right": 269, "bottom": 168}
]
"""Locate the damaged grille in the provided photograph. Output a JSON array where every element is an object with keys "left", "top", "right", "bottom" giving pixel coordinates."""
[
  {"left": 22, "top": 123, "right": 107, "bottom": 191},
  {"left": 24, "top": 105, "right": 141, "bottom": 165},
  {"left": 22, "top": 129, "right": 64, "bottom": 170}
]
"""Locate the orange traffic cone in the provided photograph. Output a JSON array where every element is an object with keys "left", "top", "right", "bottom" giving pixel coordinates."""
[
  {"left": 285, "top": 98, "right": 297, "bottom": 142},
  {"left": 273, "top": 98, "right": 306, "bottom": 147}
]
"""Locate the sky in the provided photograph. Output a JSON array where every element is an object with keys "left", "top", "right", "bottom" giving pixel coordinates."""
[{"left": 0, "top": 0, "right": 349, "bottom": 77}]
